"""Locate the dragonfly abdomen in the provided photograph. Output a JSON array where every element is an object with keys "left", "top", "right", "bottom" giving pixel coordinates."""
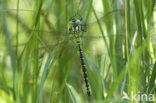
[{"left": 77, "top": 41, "right": 91, "bottom": 96}]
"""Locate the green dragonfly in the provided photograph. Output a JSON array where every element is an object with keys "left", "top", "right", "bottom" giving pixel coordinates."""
[
  {"left": 68, "top": 14, "right": 91, "bottom": 96},
  {"left": 37, "top": 14, "right": 109, "bottom": 96},
  {"left": 31, "top": 14, "right": 123, "bottom": 96}
]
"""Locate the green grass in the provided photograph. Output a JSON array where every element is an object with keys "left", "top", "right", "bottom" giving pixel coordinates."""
[{"left": 0, "top": 0, "right": 156, "bottom": 103}]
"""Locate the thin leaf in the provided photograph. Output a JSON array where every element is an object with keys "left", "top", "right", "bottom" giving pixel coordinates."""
[
  {"left": 39, "top": 47, "right": 58, "bottom": 103},
  {"left": 66, "top": 83, "right": 82, "bottom": 103}
]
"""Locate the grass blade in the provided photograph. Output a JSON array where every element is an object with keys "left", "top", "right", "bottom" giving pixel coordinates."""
[
  {"left": 148, "top": 62, "right": 156, "bottom": 94},
  {"left": 0, "top": 0, "right": 20, "bottom": 102},
  {"left": 39, "top": 47, "right": 58, "bottom": 103},
  {"left": 66, "top": 83, "right": 82, "bottom": 103}
]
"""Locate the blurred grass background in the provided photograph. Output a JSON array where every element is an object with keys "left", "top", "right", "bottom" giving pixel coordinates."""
[{"left": 0, "top": 0, "right": 156, "bottom": 103}]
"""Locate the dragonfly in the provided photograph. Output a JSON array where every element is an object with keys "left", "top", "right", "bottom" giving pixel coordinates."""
[
  {"left": 68, "top": 14, "right": 91, "bottom": 96},
  {"left": 37, "top": 14, "right": 110, "bottom": 96},
  {"left": 38, "top": 14, "right": 93, "bottom": 96},
  {"left": 25, "top": 14, "right": 95, "bottom": 96},
  {"left": 26, "top": 14, "right": 124, "bottom": 96},
  {"left": 36, "top": 14, "right": 124, "bottom": 97}
]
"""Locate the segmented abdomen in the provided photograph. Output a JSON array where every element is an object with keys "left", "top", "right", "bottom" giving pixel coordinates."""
[{"left": 77, "top": 41, "right": 91, "bottom": 96}]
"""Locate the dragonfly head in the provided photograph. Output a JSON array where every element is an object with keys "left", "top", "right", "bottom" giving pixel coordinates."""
[
  {"left": 70, "top": 17, "right": 81, "bottom": 26},
  {"left": 69, "top": 15, "right": 87, "bottom": 34}
]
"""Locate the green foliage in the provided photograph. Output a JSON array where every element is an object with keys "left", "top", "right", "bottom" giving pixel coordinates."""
[{"left": 0, "top": 0, "right": 156, "bottom": 103}]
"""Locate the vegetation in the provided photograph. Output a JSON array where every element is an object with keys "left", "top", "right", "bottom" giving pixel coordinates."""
[{"left": 0, "top": 0, "right": 156, "bottom": 103}]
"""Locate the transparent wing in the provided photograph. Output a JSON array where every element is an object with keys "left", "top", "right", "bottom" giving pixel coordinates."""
[{"left": 7, "top": 8, "right": 124, "bottom": 52}]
